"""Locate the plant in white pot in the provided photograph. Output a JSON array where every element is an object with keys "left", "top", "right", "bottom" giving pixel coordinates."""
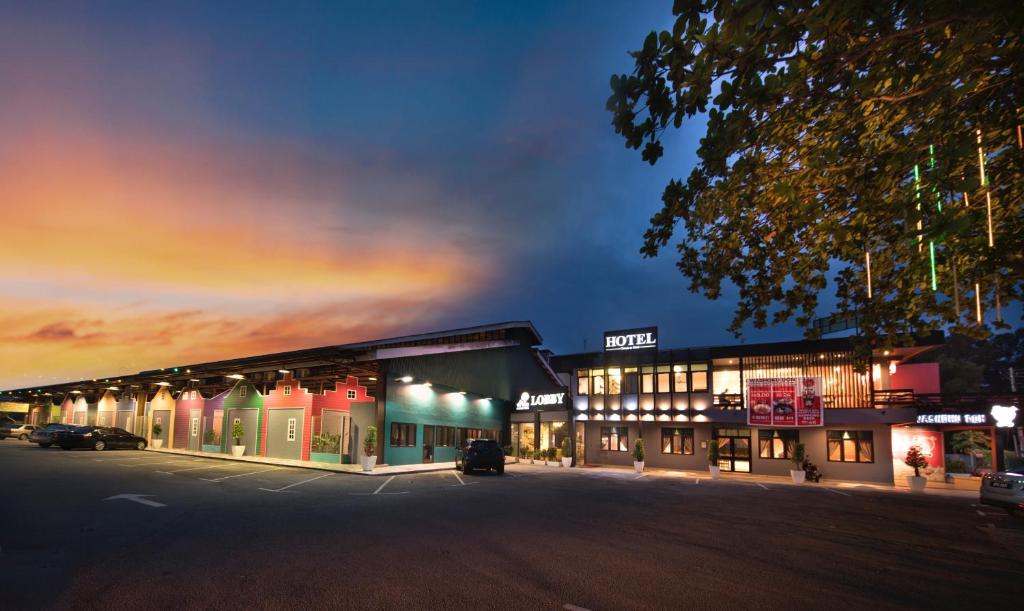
[
  {"left": 904, "top": 445, "right": 929, "bottom": 493},
  {"left": 230, "top": 420, "right": 246, "bottom": 456},
  {"left": 560, "top": 437, "right": 572, "bottom": 468},
  {"left": 361, "top": 425, "right": 378, "bottom": 471},
  {"left": 546, "top": 446, "right": 557, "bottom": 466},
  {"left": 151, "top": 422, "right": 164, "bottom": 449},
  {"left": 707, "top": 441, "right": 721, "bottom": 479},
  {"left": 790, "top": 442, "right": 807, "bottom": 483},
  {"left": 632, "top": 437, "right": 645, "bottom": 473}
]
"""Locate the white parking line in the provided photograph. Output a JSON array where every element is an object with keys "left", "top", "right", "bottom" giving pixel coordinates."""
[
  {"left": 259, "top": 473, "right": 332, "bottom": 493},
  {"left": 756, "top": 483, "right": 769, "bottom": 490},
  {"left": 634, "top": 473, "right": 648, "bottom": 480},
  {"left": 118, "top": 459, "right": 200, "bottom": 467},
  {"left": 694, "top": 478, "right": 700, "bottom": 484},
  {"left": 825, "top": 487, "right": 852, "bottom": 497},
  {"left": 374, "top": 476, "right": 397, "bottom": 494},
  {"left": 453, "top": 472, "right": 466, "bottom": 486},
  {"left": 156, "top": 464, "right": 235, "bottom": 474},
  {"left": 201, "top": 467, "right": 281, "bottom": 482}
]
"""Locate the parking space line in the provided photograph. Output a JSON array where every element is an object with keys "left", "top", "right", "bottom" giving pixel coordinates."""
[
  {"left": 825, "top": 487, "right": 851, "bottom": 497},
  {"left": 201, "top": 467, "right": 282, "bottom": 482},
  {"left": 452, "top": 472, "right": 466, "bottom": 486},
  {"left": 374, "top": 476, "right": 397, "bottom": 494},
  {"left": 259, "top": 473, "right": 332, "bottom": 493},
  {"left": 756, "top": 483, "right": 769, "bottom": 490},
  {"left": 156, "top": 464, "right": 237, "bottom": 474},
  {"left": 635, "top": 473, "right": 648, "bottom": 480}
]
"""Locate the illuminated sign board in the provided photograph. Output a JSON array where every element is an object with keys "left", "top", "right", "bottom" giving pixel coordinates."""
[
  {"left": 603, "top": 327, "right": 658, "bottom": 352},
  {"left": 991, "top": 405, "right": 1019, "bottom": 428},
  {"left": 915, "top": 413, "right": 986, "bottom": 425},
  {"left": 515, "top": 392, "right": 566, "bottom": 411}
]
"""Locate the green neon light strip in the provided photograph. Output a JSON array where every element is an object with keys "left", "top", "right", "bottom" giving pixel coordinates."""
[{"left": 929, "top": 242, "right": 937, "bottom": 291}]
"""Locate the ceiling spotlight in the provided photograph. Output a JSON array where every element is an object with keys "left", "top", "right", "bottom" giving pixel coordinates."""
[
  {"left": 227, "top": 374, "right": 245, "bottom": 380},
  {"left": 278, "top": 369, "right": 290, "bottom": 374},
  {"left": 368, "top": 377, "right": 377, "bottom": 381},
  {"left": 70, "top": 390, "right": 81, "bottom": 394},
  {"left": 156, "top": 382, "right": 172, "bottom": 387},
  {"left": 189, "top": 378, "right": 201, "bottom": 382}
]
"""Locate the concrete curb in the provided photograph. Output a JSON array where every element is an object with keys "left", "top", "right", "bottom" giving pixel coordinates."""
[{"left": 147, "top": 447, "right": 457, "bottom": 476}]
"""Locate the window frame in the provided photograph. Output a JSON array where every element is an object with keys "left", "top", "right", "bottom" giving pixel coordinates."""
[
  {"left": 283, "top": 385, "right": 292, "bottom": 396},
  {"left": 390, "top": 422, "right": 417, "bottom": 447},
  {"left": 599, "top": 426, "right": 628, "bottom": 452},
  {"left": 287, "top": 417, "right": 297, "bottom": 441},
  {"left": 826, "top": 430, "right": 874, "bottom": 463},
  {"left": 661, "top": 428, "right": 695, "bottom": 455},
  {"left": 347, "top": 389, "right": 357, "bottom": 400},
  {"left": 757, "top": 429, "right": 799, "bottom": 460}
]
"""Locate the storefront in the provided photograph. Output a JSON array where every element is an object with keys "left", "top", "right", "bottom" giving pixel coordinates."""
[{"left": 510, "top": 390, "right": 572, "bottom": 459}]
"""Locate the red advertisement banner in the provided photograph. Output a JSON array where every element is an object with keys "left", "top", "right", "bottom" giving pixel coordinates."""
[{"left": 746, "top": 377, "right": 823, "bottom": 427}]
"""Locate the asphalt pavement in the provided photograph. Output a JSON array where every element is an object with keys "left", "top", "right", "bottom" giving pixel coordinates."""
[{"left": 1, "top": 440, "right": 1022, "bottom": 610}]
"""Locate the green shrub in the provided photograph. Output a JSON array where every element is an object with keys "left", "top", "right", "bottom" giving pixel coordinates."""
[
  {"left": 707, "top": 441, "right": 720, "bottom": 465},
  {"left": 231, "top": 421, "right": 244, "bottom": 445},
  {"left": 561, "top": 437, "right": 572, "bottom": 458},
  {"left": 152, "top": 422, "right": 163, "bottom": 437},
  {"left": 363, "top": 426, "right": 377, "bottom": 456},
  {"left": 203, "top": 429, "right": 215, "bottom": 444},
  {"left": 633, "top": 438, "right": 645, "bottom": 462},
  {"left": 791, "top": 443, "right": 806, "bottom": 468}
]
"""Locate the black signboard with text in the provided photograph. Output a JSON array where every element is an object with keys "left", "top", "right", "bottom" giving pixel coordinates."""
[{"left": 603, "top": 326, "right": 658, "bottom": 352}]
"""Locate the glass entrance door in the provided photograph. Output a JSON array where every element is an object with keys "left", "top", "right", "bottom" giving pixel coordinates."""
[
  {"left": 715, "top": 428, "right": 751, "bottom": 472},
  {"left": 422, "top": 425, "right": 434, "bottom": 463}
]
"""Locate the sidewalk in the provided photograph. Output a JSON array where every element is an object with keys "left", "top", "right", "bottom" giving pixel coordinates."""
[{"left": 148, "top": 447, "right": 455, "bottom": 476}]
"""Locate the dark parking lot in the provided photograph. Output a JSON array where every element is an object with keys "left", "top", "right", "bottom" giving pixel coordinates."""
[{"left": 1, "top": 441, "right": 1022, "bottom": 610}]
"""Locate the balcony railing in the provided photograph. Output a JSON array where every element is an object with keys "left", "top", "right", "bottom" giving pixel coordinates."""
[{"left": 872, "top": 390, "right": 1023, "bottom": 410}]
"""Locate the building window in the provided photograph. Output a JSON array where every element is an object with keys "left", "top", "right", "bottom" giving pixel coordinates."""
[
  {"left": 758, "top": 429, "right": 798, "bottom": 459},
  {"left": 287, "top": 418, "right": 297, "bottom": 441},
  {"left": 592, "top": 369, "right": 605, "bottom": 395},
  {"left": 600, "top": 426, "right": 628, "bottom": 452},
  {"left": 347, "top": 389, "right": 357, "bottom": 400},
  {"left": 691, "top": 363, "right": 708, "bottom": 392},
  {"left": 641, "top": 367, "right": 654, "bottom": 393},
  {"left": 190, "top": 390, "right": 197, "bottom": 400},
  {"left": 623, "top": 368, "right": 638, "bottom": 394},
  {"left": 239, "top": 386, "right": 247, "bottom": 398},
  {"left": 827, "top": 430, "right": 874, "bottom": 463},
  {"left": 577, "top": 370, "right": 590, "bottom": 396},
  {"left": 436, "top": 426, "right": 456, "bottom": 447},
  {"left": 661, "top": 428, "right": 694, "bottom": 455},
  {"left": 673, "top": 365, "right": 688, "bottom": 392},
  {"left": 190, "top": 417, "right": 199, "bottom": 437},
  {"left": 656, "top": 366, "right": 671, "bottom": 393},
  {"left": 283, "top": 385, "right": 292, "bottom": 396},
  {"left": 607, "top": 368, "right": 621, "bottom": 395},
  {"left": 390, "top": 422, "right": 416, "bottom": 447}
]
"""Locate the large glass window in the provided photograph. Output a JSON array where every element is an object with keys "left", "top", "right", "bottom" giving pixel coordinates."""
[
  {"left": 600, "top": 426, "right": 628, "bottom": 452},
  {"left": 592, "top": 369, "right": 605, "bottom": 395},
  {"left": 436, "top": 426, "right": 456, "bottom": 447},
  {"left": 691, "top": 363, "right": 709, "bottom": 392},
  {"left": 758, "top": 429, "right": 798, "bottom": 459},
  {"left": 656, "top": 366, "right": 671, "bottom": 393},
  {"left": 390, "top": 422, "right": 416, "bottom": 447},
  {"left": 607, "top": 368, "right": 622, "bottom": 395},
  {"left": 577, "top": 370, "right": 590, "bottom": 396},
  {"left": 641, "top": 367, "right": 654, "bottom": 393},
  {"left": 623, "top": 368, "right": 638, "bottom": 394},
  {"left": 673, "top": 365, "right": 688, "bottom": 392},
  {"left": 827, "top": 430, "right": 874, "bottom": 463},
  {"left": 661, "top": 428, "right": 694, "bottom": 455},
  {"left": 517, "top": 422, "right": 535, "bottom": 454}
]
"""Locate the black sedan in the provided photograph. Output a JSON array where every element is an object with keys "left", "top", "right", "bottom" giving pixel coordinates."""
[
  {"left": 55, "top": 426, "right": 148, "bottom": 451},
  {"left": 455, "top": 439, "right": 504, "bottom": 474}
]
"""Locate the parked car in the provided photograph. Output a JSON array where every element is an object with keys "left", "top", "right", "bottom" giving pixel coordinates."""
[
  {"left": 455, "top": 438, "right": 504, "bottom": 474},
  {"left": 28, "top": 423, "right": 74, "bottom": 447},
  {"left": 55, "top": 426, "right": 148, "bottom": 451},
  {"left": 0, "top": 423, "right": 38, "bottom": 441},
  {"left": 980, "top": 470, "right": 1024, "bottom": 517}
]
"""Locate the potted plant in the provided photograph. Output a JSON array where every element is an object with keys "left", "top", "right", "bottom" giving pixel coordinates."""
[
  {"left": 503, "top": 445, "right": 514, "bottom": 464},
  {"left": 534, "top": 449, "right": 543, "bottom": 464},
  {"left": 790, "top": 442, "right": 806, "bottom": 483},
  {"left": 560, "top": 437, "right": 572, "bottom": 468},
  {"left": 151, "top": 422, "right": 164, "bottom": 449},
  {"left": 632, "top": 438, "right": 645, "bottom": 473},
  {"left": 547, "top": 446, "right": 557, "bottom": 466},
  {"left": 361, "top": 425, "right": 378, "bottom": 471},
  {"left": 904, "top": 445, "right": 929, "bottom": 493},
  {"left": 230, "top": 420, "right": 246, "bottom": 456},
  {"left": 527, "top": 447, "right": 535, "bottom": 464},
  {"left": 707, "top": 441, "right": 721, "bottom": 479}
]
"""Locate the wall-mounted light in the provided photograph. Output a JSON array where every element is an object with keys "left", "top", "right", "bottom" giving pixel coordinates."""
[
  {"left": 70, "top": 390, "right": 81, "bottom": 394},
  {"left": 423, "top": 382, "right": 432, "bottom": 388},
  {"left": 189, "top": 378, "right": 201, "bottom": 382},
  {"left": 368, "top": 377, "right": 377, "bottom": 381},
  {"left": 156, "top": 381, "right": 172, "bottom": 387},
  {"left": 278, "top": 369, "right": 290, "bottom": 374},
  {"left": 888, "top": 361, "right": 897, "bottom": 376},
  {"left": 227, "top": 374, "right": 245, "bottom": 380},
  {"left": 399, "top": 376, "right": 413, "bottom": 383}
]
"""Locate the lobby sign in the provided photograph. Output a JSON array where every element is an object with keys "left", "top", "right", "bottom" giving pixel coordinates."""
[
  {"left": 516, "top": 391, "right": 566, "bottom": 411},
  {"left": 747, "top": 377, "right": 823, "bottom": 427},
  {"left": 603, "top": 326, "right": 658, "bottom": 352}
]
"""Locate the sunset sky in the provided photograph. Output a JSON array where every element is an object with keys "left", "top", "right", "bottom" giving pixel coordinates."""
[{"left": 0, "top": 1, "right": 810, "bottom": 390}]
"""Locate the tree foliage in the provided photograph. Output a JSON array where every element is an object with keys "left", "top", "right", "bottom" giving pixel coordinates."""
[{"left": 608, "top": 0, "right": 1023, "bottom": 354}]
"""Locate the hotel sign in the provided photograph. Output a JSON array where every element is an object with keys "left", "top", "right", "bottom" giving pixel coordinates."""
[
  {"left": 516, "top": 391, "right": 566, "bottom": 411},
  {"left": 604, "top": 327, "right": 658, "bottom": 352}
]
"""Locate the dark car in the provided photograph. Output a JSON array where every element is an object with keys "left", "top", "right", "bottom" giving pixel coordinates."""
[
  {"left": 55, "top": 426, "right": 148, "bottom": 451},
  {"left": 455, "top": 439, "right": 504, "bottom": 474},
  {"left": 29, "top": 423, "right": 74, "bottom": 447}
]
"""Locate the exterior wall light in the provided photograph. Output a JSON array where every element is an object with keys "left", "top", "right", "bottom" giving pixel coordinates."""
[
  {"left": 423, "top": 382, "right": 432, "bottom": 388},
  {"left": 399, "top": 376, "right": 413, "bottom": 383}
]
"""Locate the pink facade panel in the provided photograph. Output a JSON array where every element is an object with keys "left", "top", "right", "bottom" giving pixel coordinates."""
[{"left": 890, "top": 362, "right": 940, "bottom": 395}]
